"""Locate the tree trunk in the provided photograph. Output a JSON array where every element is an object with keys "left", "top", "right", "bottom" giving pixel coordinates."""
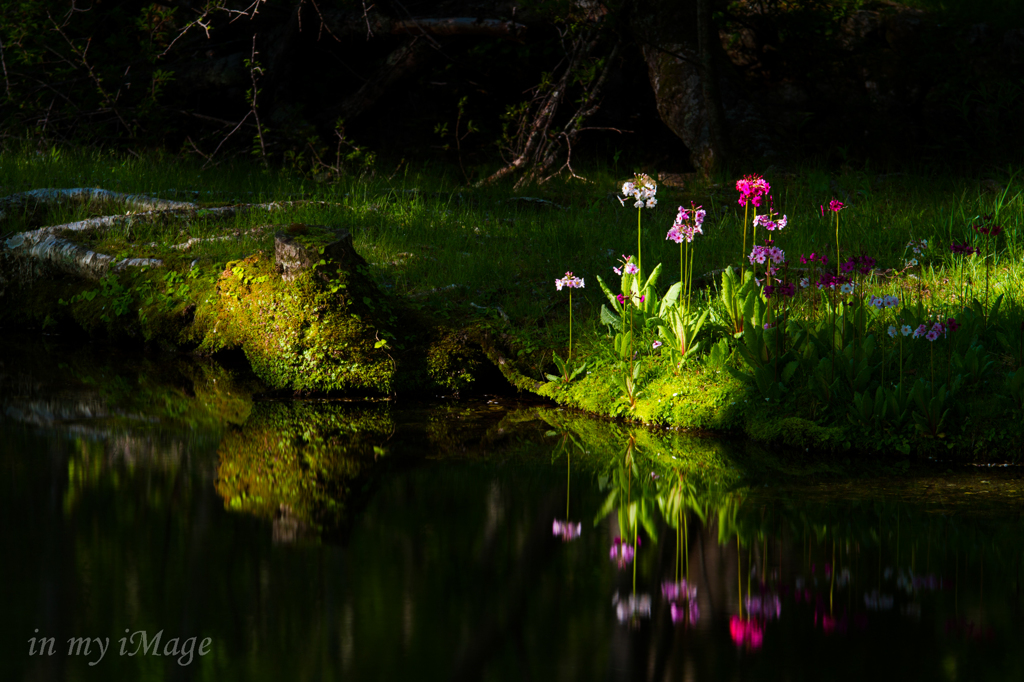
[{"left": 633, "top": 0, "right": 775, "bottom": 174}]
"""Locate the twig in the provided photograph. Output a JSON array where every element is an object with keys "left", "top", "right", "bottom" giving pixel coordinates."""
[
  {"left": 205, "top": 110, "right": 253, "bottom": 168},
  {"left": 246, "top": 36, "right": 267, "bottom": 162},
  {"left": 0, "top": 37, "right": 11, "bottom": 101},
  {"left": 362, "top": 0, "right": 376, "bottom": 39}
]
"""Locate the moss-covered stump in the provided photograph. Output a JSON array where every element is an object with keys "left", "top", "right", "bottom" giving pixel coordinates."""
[{"left": 194, "top": 224, "right": 401, "bottom": 392}]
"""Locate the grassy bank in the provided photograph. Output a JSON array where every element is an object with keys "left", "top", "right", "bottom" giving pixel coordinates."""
[{"left": 1, "top": 147, "right": 1022, "bottom": 459}]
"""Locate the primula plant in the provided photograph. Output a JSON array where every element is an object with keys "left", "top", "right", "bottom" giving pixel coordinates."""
[{"left": 548, "top": 271, "right": 587, "bottom": 383}]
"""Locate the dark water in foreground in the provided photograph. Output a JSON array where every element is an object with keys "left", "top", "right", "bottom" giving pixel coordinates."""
[{"left": 2, "top": 340, "right": 1024, "bottom": 682}]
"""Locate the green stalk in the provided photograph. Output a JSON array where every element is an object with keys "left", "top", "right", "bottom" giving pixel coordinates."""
[{"left": 637, "top": 207, "right": 643, "bottom": 279}]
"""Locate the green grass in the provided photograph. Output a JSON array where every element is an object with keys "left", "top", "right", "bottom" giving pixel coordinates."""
[{"left": 3, "top": 146, "right": 1024, "bottom": 458}]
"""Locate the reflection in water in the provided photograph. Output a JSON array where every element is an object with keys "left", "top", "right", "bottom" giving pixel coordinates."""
[{"left": 3, "top": 339, "right": 1024, "bottom": 681}]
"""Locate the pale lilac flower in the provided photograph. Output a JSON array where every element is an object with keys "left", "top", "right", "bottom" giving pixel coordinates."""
[
  {"left": 745, "top": 593, "right": 782, "bottom": 620},
  {"left": 888, "top": 325, "right": 898, "bottom": 338},
  {"left": 901, "top": 324, "right": 912, "bottom": 336},
  {"left": 767, "top": 246, "right": 785, "bottom": 262},
  {"left": 926, "top": 329, "right": 939, "bottom": 341},
  {"left": 666, "top": 225, "right": 685, "bottom": 244},
  {"left": 552, "top": 519, "right": 581, "bottom": 541},
  {"left": 652, "top": 340, "right": 663, "bottom": 349},
  {"left": 800, "top": 277, "right": 810, "bottom": 288},
  {"left": 913, "top": 324, "right": 927, "bottom": 338},
  {"left": 612, "top": 592, "right": 651, "bottom": 623},
  {"left": 555, "top": 271, "right": 584, "bottom": 291},
  {"left": 621, "top": 173, "right": 657, "bottom": 209},
  {"left": 840, "top": 282, "right": 855, "bottom": 294},
  {"left": 884, "top": 294, "right": 900, "bottom": 308},
  {"left": 625, "top": 262, "right": 639, "bottom": 275},
  {"left": 906, "top": 258, "right": 919, "bottom": 267},
  {"left": 612, "top": 266, "right": 622, "bottom": 275}
]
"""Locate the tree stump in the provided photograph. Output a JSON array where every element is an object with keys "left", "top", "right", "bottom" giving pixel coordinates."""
[{"left": 274, "top": 224, "right": 366, "bottom": 283}]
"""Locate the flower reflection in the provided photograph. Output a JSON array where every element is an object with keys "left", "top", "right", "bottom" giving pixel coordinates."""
[
  {"left": 612, "top": 592, "right": 651, "bottom": 624},
  {"left": 744, "top": 593, "right": 781, "bottom": 620},
  {"left": 610, "top": 536, "right": 637, "bottom": 568},
  {"left": 729, "top": 616, "right": 764, "bottom": 650},
  {"left": 662, "top": 580, "right": 699, "bottom": 625},
  {"left": 552, "top": 519, "right": 581, "bottom": 542},
  {"left": 863, "top": 590, "right": 894, "bottom": 611}
]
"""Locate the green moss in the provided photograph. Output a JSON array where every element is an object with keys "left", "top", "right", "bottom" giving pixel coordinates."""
[{"left": 193, "top": 251, "right": 396, "bottom": 393}]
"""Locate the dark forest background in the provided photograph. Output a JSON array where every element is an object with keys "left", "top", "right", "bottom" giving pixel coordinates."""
[{"left": 1, "top": 0, "right": 1023, "bottom": 181}]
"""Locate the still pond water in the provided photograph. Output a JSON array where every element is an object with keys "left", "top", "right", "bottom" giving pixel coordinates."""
[{"left": 2, "top": 339, "right": 1024, "bottom": 682}]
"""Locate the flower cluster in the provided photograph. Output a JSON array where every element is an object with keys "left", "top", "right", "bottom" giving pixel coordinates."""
[
  {"left": 662, "top": 580, "right": 700, "bottom": 625},
  {"left": 817, "top": 273, "right": 852, "bottom": 291},
  {"left": 554, "top": 271, "right": 585, "bottom": 291},
  {"left": 950, "top": 240, "right": 979, "bottom": 256},
  {"left": 907, "top": 238, "right": 928, "bottom": 255},
  {"left": 799, "top": 252, "right": 829, "bottom": 266},
  {"left": 609, "top": 536, "right": 637, "bottom": 568},
  {"left": 753, "top": 212, "right": 788, "bottom": 232},
  {"left": 666, "top": 204, "right": 706, "bottom": 243},
  {"left": 616, "top": 293, "right": 645, "bottom": 307},
  {"left": 749, "top": 244, "right": 785, "bottom": 265},
  {"left": 551, "top": 519, "right": 581, "bottom": 541},
  {"left": 736, "top": 174, "right": 770, "bottom": 207},
  {"left": 911, "top": 320, "right": 952, "bottom": 341},
  {"left": 612, "top": 254, "right": 640, "bottom": 276},
  {"left": 841, "top": 254, "right": 877, "bottom": 275},
  {"left": 764, "top": 281, "right": 796, "bottom": 298},
  {"left": 620, "top": 173, "right": 658, "bottom": 209},
  {"left": 972, "top": 217, "right": 1003, "bottom": 237},
  {"left": 821, "top": 199, "right": 845, "bottom": 216},
  {"left": 869, "top": 294, "right": 900, "bottom": 310}
]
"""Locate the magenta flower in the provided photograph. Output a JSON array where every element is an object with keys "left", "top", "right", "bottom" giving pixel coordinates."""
[
  {"left": 552, "top": 519, "right": 581, "bottom": 541},
  {"left": 950, "top": 240, "right": 979, "bottom": 256},
  {"left": 828, "top": 199, "right": 845, "bottom": 212},
  {"left": 555, "top": 271, "right": 584, "bottom": 291},
  {"left": 737, "top": 174, "right": 771, "bottom": 207},
  {"left": 616, "top": 293, "right": 627, "bottom": 306},
  {"left": 926, "top": 329, "right": 939, "bottom": 341},
  {"left": 729, "top": 616, "right": 764, "bottom": 649},
  {"left": 913, "top": 324, "right": 927, "bottom": 338},
  {"left": 946, "top": 317, "right": 961, "bottom": 333}
]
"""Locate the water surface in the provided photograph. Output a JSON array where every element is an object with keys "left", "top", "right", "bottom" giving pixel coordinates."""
[{"left": 2, "top": 338, "right": 1023, "bottom": 681}]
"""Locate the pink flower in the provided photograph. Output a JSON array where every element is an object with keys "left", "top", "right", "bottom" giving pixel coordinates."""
[
  {"left": 555, "top": 271, "right": 584, "bottom": 291},
  {"left": 829, "top": 199, "right": 845, "bottom": 212},
  {"left": 652, "top": 340, "right": 663, "bottom": 349},
  {"left": 913, "top": 324, "right": 927, "bottom": 338}
]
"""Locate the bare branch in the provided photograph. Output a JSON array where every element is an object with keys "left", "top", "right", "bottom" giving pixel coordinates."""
[{"left": 390, "top": 18, "right": 525, "bottom": 37}]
